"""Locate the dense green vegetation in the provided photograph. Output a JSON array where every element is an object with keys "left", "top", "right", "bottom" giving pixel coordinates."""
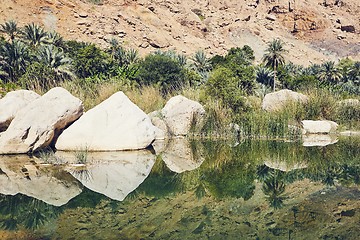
[{"left": 0, "top": 20, "right": 359, "bottom": 137}]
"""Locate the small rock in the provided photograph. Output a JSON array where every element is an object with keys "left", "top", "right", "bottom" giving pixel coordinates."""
[
  {"left": 341, "top": 25, "right": 355, "bottom": 33},
  {"left": 78, "top": 11, "right": 88, "bottom": 18},
  {"left": 266, "top": 14, "right": 276, "bottom": 21}
]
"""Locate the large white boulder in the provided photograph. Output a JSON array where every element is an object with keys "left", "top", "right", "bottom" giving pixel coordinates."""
[
  {"left": 0, "top": 87, "right": 83, "bottom": 154},
  {"left": 161, "top": 95, "right": 205, "bottom": 136},
  {"left": 301, "top": 120, "right": 338, "bottom": 134},
  {"left": 0, "top": 90, "right": 40, "bottom": 132},
  {"left": 56, "top": 91, "right": 157, "bottom": 151},
  {"left": 0, "top": 155, "right": 82, "bottom": 206},
  {"left": 262, "top": 89, "right": 308, "bottom": 112}
]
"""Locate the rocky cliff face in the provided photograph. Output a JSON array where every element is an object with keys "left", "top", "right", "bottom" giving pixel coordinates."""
[{"left": 1, "top": 0, "right": 359, "bottom": 65}]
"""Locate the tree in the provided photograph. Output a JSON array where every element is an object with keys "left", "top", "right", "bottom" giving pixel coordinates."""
[
  {"left": 255, "top": 65, "right": 274, "bottom": 86},
  {"left": 317, "top": 61, "right": 343, "bottom": 85},
  {"left": 0, "top": 20, "right": 18, "bottom": 42},
  {"left": 205, "top": 67, "right": 248, "bottom": 112},
  {"left": 263, "top": 39, "right": 286, "bottom": 92},
  {"left": 0, "top": 40, "right": 29, "bottom": 82},
  {"left": 191, "top": 50, "right": 212, "bottom": 74},
  {"left": 44, "top": 31, "right": 63, "bottom": 47},
  {"left": 137, "top": 54, "right": 186, "bottom": 95},
  {"left": 36, "top": 45, "right": 74, "bottom": 81},
  {"left": 21, "top": 23, "right": 47, "bottom": 48}
]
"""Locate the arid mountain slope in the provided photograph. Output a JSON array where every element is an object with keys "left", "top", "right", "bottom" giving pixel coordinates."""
[{"left": 1, "top": 0, "right": 359, "bottom": 65}]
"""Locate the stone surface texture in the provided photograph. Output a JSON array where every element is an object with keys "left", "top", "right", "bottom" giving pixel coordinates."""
[{"left": 0, "top": 87, "right": 83, "bottom": 154}]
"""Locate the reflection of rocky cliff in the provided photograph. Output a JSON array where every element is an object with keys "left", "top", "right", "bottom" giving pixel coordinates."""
[
  {"left": 0, "top": 155, "right": 82, "bottom": 206},
  {"left": 57, "top": 151, "right": 156, "bottom": 201}
]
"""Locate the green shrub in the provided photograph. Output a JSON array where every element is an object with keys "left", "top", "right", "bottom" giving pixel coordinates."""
[
  {"left": 136, "top": 54, "right": 186, "bottom": 95},
  {"left": 205, "top": 67, "right": 248, "bottom": 113}
]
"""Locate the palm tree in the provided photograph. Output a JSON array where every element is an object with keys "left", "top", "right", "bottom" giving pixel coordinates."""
[
  {"left": 36, "top": 44, "right": 73, "bottom": 81},
  {"left": 0, "top": 20, "right": 18, "bottom": 41},
  {"left": 21, "top": 23, "right": 47, "bottom": 48},
  {"left": 255, "top": 65, "right": 274, "bottom": 86},
  {"left": 0, "top": 40, "right": 29, "bottom": 82},
  {"left": 263, "top": 39, "right": 286, "bottom": 92},
  {"left": 348, "top": 61, "right": 360, "bottom": 83},
  {"left": 44, "top": 31, "right": 63, "bottom": 47},
  {"left": 317, "top": 61, "right": 343, "bottom": 84},
  {"left": 192, "top": 50, "right": 212, "bottom": 74}
]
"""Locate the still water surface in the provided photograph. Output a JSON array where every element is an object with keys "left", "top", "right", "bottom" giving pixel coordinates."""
[{"left": 0, "top": 137, "right": 359, "bottom": 239}]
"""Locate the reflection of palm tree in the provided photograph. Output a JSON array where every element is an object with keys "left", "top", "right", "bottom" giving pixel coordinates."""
[
  {"left": 262, "top": 172, "right": 286, "bottom": 209},
  {"left": 0, "top": 194, "right": 60, "bottom": 230}
]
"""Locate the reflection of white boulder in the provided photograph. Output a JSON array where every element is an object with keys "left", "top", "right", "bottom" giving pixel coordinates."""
[
  {"left": 58, "top": 151, "right": 156, "bottom": 201},
  {"left": 302, "top": 134, "right": 338, "bottom": 147},
  {"left": 264, "top": 159, "right": 308, "bottom": 172},
  {"left": 162, "top": 138, "right": 204, "bottom": 173},
  {"left": 0, "top": 155, "right": 82, "bottom": 206}
]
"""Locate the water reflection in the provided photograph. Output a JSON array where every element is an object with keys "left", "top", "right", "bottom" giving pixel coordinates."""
[
  {"left": 0, "top": 155, "right": 82, "bottom": 206},
  {"left": 57, "top": 151, "right": 156, "bottom": 201},
  {"left": 0, "top": 137, "right": 359, "bottom": 239}
]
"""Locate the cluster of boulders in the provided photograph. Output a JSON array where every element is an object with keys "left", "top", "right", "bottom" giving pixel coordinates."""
[
  {"left": 1, "top": 88, "right": 356, "bottom": 154},
  {"left": 0, "top": 88, "right": 205, "bottom": 154}
]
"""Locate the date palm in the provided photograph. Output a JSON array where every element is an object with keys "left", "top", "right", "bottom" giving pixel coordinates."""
[
  {"left": 317, "top": 61, "right": 343, "bottom": 84},
  {"left": 192, "top": 50, "right": 212, "bottom": 74},
  {"left": 36, "top": 44, "right": 73, "bottom": 80},
  {"left": 44, "top": 31, "right": 63, "bottom": 47},
  {"left": 0, "top": 40, "right": 29, "bottom": 82},
  {"left": 263, "top": 39, "right": 286, "bottom": 92},
  {"left": 0, "top": 20, "right": 18, "bottom": 41},
  {"left": 21, "top": 23, "right": 47, "bottom": 48}
]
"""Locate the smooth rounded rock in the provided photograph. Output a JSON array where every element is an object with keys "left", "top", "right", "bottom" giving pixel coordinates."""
[{"left": 56, "top": 91, "right": 157, "bottom": 151}]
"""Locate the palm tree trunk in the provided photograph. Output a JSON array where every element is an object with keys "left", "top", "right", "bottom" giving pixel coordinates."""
[{"left": 273, "top": 65, "right": 277, "bottom": 92}]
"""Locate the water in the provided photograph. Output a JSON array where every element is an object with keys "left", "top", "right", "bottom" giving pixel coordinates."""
[{"left": 0, "top": 137, "right": 359, "bottom": 239}]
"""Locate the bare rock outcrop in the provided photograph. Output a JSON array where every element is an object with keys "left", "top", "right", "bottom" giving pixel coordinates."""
[
  {"left": 55, "top": 91, "right": 157, "bottom": 151},
  {"left": 0, "top": 87, "right": 83, "bottom": 154},
  {"left": 0, "top": 90, "right": 40, "bottom": 132},
  {"left": 262, "top": 89, "right": 308, "bottom": 112}
]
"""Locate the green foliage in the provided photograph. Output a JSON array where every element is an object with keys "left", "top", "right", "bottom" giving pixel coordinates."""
[
  {"left": 19, "top": 62, "right": 57, "bottom": 90},
  {"left": 21, "top": 23, "right": 47, "bottom": 48},
  {"left": 205, "top": 67, "right": 248, "bottom": 113},
  {"left": 0, "top": 40, "right": 29, "bottom": 82},
  {"left": 136, "top": 54, "right": 186, "bottom": 95},
  {"left": 0, "top": 20, "right": 18, "bottom": 41},
  {"left": 70, "top": 43, "right": 110, "bottom": 78}
]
